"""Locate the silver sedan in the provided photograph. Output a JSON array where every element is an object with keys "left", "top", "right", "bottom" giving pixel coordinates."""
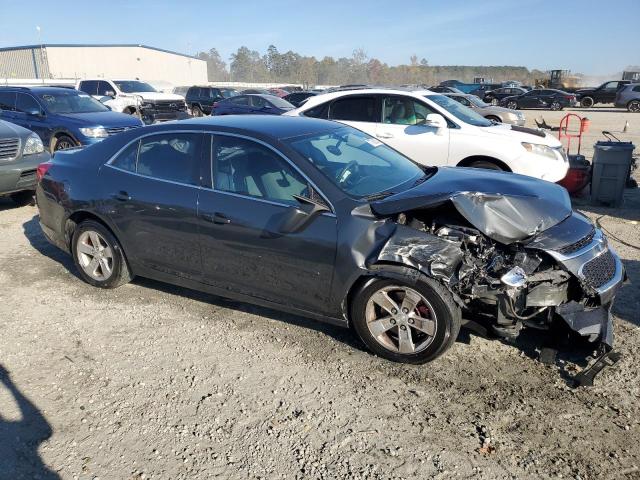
[{"left": 444, "top": 93, "right": 526, "bottom": 126}]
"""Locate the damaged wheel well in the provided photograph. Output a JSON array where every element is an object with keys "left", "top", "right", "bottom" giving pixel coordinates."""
[{"left": 457, "top": 156, "right": 512, "bottom": 172}]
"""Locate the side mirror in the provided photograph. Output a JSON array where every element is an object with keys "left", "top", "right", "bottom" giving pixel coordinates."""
[
  {"left": 26, "top": 108, "right": 43, "bottom": 117},
  {"left": 278, "top": 195, "right": 330, "bottom": 234},
  {"left": 424, "top": 113, "right": 447, "bottom": 129},
  {"left": 104, "top": 90, "right": 116, "bottom": 98}
]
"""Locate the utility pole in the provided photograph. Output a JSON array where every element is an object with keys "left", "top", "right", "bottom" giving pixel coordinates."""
[{"left": 36, "top": 26, "right": 44, "bottom": 81}]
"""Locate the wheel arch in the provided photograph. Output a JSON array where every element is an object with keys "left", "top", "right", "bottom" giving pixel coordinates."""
[
  {"left": 50, "top": 130, "right": 80, "bottom": 151},
  {"left": 457, "top": 155, "right": 512, "bottom": 172}
]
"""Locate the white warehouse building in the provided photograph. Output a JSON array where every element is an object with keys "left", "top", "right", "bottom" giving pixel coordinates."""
[{"left": 0, "top": 44, "right": 207, "bottom": 87}]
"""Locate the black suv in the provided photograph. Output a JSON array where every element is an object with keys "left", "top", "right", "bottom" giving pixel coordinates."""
[
  {"left": 185, "top": 86, "right": 238, "bottom": 116},
  {"left": 575, "top": 80, "right": 631, "bottom": 108}
]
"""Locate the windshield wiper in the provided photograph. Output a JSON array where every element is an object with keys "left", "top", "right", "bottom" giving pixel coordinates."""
[{"left": 364, "top": 190, "right": 396, "bottom": 201}]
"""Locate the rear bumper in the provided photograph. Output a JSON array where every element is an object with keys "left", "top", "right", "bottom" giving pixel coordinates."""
[{"left": 0, "top": 151, "right": 50, "bottom": 195}]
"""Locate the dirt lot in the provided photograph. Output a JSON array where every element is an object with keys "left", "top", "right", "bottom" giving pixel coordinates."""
[{"left": 1, "top": 107, "right": 639, "bottom": 479}]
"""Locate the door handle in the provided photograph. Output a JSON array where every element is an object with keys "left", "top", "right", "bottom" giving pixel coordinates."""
[
  {"left": 376, "top": 133, "right": 394, "bottom": 139},
  {"left": 204, "top": 212, "right": 231, "bottom": 225},
  {"left": 112, "top": 191, "right": 131, "bottom": 201}
]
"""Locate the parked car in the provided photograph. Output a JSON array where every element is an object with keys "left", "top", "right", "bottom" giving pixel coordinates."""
[
  {"left": 444, "top": 93, "right": 525, "bottom": 125},
  {"left": 575, "top": 80, "right": 631, "bottom": 108},
  {"left": 429, "top": 86, "right": 465, "bottom": 94},
  {"left": 614, "top": 83, "right": 640, "bottom": 112},
  {"left": 36, "top": 115, "right": 624, "bottom": 371},
  {"left": 483, "top": 87, "right": 528, "bottom": 105},
  {"left": 0, "top": 119, "right": 50, "bottom": 205},
  {"left": 0, "top": 87, "right": 143, "bottom": 152},
  {"left": 241, "top": 88, "right": 272, "bottom": 95},
  {"left": 77, "top": 79, "right": 188, "bottom": 124},
  {"left": 286, "top": 88, "right": 568, "bottom": 182},
  {"left": 185, "top": 86, "right": 238, "bottom": 116},
  {"left": 283, "top": 91, "right": 319, "bottom": 107},
  {"left": 212, "top": 94, "right": 294, "bottom": 116},
  {"left": 268, "top": 88, "right": 291, "bottom": 98},
  {"left": 500, "top": 89, "right": 576, "bottom": 111}
]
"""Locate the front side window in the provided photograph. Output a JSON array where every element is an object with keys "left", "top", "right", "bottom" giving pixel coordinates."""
[
  {"left": 37, "top": 91, "right": 109, "bottom": 114},
  {"left": 426, "top": 94, "right": 492, "bottom": 127},
  {"left": 251, "top": 96, "right": 267, "bottom": 108},
  {"left": 136, "top": 133, "right": 202, "bottom": 185},
  {"left": 114, "top": 81, "right": 157, "bottom": 93},
  {"left": 15, "top": 93, "right": 42, "bottom": 114},
  {"left": 78, "top": 81, "right": 98, "bottom": 95},
  {"left": 383, "top": 96, "right": 435, "bottom": 125},
  {"left": 451, "top": 96, "right": 471, "bottom": 107},
  {"left": 287, "top": 126, "right": 425, "bottom": 198},
  {"left": 213, "top": 136, "right": 309, "bottom": 205},
  {"left": 601, "top": 82, "right": 618, "bottom": 90},
  {"left": 329, "top": 96, "right": 378, "bottom": 122},
  {"left": 97, "top": 81, "right": 114, "bottom": 96}
]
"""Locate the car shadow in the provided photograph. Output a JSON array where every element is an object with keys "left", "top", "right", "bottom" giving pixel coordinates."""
[
  {"left": 0, "top": 365, "right": 59, "bottom": 479},
  {"left": 22, "top": 215, "right": 77, "bottom": 275}
]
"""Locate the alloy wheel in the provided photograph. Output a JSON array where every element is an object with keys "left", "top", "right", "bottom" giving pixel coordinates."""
[
  {"left": 551, "top": 101, "right": 561, "bottom": 111},
  {"left": 629, "top": 101, "right": 640, "bottom": 113},
  {"left": 490, "top": 98, "right": 498, "bottom": 106},
  {"left": 507, "top": 101, "right": 518, "bottom": 110},
  {"left": 55, "top": 139, "right": 75, "bottom": 151},
  {"left": 365, "top": 285, "right": 437, "bottom": 354},
  {"left": 76, "top": 230, "right": 114, "bottom": 281}
]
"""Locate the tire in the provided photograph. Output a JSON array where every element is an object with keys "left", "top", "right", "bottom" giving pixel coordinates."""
[
  {"left": 628, "top": 100, "right": 640, "bottom": 113},
  {"left": 580, "top": 96, "right": 594, "bottom": 108},
  {"left": 506, "top": 101, "right": 518, "bottom": 110},
  {"left": 191, "top": 105, "right": 203, "bottom": 117},
  {"left": 467, "top": 160, "right": 504, "bottom": 171},
  {"left": 71, "top": 220, "right": 133, "bottom": 289},
  {"left": 52, "top": 135, "right": 76, "bottom": 153},
  {"left": 550, "top": 101, "right": 563, "bottom": 111},
  {"left": 485, "top": 115, "right": 501, "bottom": 123},
  {"left": 350, "top": 277, "right": 461, "bottom": 364},
  {"left": 10, "top": 190, "right": 35, "bottom": 206}
]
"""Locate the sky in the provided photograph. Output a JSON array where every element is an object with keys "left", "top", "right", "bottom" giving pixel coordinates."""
[{"left": 0, "top": 0, "right": 638, "bottom": 75}]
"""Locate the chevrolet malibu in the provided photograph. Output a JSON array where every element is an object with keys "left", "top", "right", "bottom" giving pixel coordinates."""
[{"left": 36, "top": 116, "right": 624, "bottom": 377}]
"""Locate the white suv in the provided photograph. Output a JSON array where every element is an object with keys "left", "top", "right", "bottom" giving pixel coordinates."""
[
  {"left": 77, "top": 79, "right": 188, "bottom": 124},
  {"left": 285, "top": 88, "right": 568, "bottom": 182}
]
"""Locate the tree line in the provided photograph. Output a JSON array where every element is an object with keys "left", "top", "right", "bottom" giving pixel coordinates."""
[{"left": 197, "top": 45, "right": 548, "bottom": 87}]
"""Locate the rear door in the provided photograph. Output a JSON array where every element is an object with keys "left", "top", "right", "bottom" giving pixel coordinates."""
[
  {"left": 327, "top": 95, "right": 380, "bottom": 138},
  {"left": 101, "top": 131, "right": 205, "bottom": 279},
  {"left": 375, "top": 94, "right": 450, "bottom": 165},
  {"left": 197, "top": 133, "right": 337, "bottom": 313},
  {"left": 0, "top": 91, "right": 17, "bottom": 125}
]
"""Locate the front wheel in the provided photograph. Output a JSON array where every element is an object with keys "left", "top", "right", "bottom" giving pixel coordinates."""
[
  {"left": 580, "top": 96, "right": 594, "bottom": 108},
  {"left": 351, "top": 278, "right": 461, "bottom": 364},
  {"left": 506, "top": 101, "right": 518, "bottom": 110},
  {"left": 628, "top": 100, "right": 640, "bottom": 113},
  {"left": 468, "top": 160, "right": 504, "bottom": 171},
  {"left": 550, "top": 101, "right": 563, "bottom": 111},
  {"left": 191, "top": 105, "right": 203, "bottom": 117},
  {"left": 52, "top": 135, "right": 77, "bottom": 152},
  {"left": 71, "top": 220, "right": 133, "bottom": 288}
]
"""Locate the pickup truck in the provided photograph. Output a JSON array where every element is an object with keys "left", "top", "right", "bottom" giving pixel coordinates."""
[
  {"left": 77, "top": 79, "right": 189, "bottom": 124},
  {"left": 575, "top": 80, "right": 631, "bottom": 108}
]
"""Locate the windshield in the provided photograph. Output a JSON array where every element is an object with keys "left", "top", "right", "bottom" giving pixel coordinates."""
[
  {"left": 266, "top": 96, "right": 294, "bottom": 109},
  {"left": 287, "top": 126, "right": 425, "bottom": 198},
  {"left": 427, "top": 94, "right": 492, "bottom": 127},
  {"left": 114, "top": 81, "right": 157, "bottom": 93},
  {"left": 37, "top": 91, "right": 110, "bottom": 114}
]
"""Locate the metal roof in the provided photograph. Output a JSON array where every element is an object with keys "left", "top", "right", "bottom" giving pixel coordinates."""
[{"left": 0, "top": 44, "right": 199, "bottom": 60}]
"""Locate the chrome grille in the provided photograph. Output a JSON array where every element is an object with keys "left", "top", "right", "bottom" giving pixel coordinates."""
[
  {"left": 0, "top": 137, "right": 20, "bottom": 160},
  {"left": 559, "top": 228, "right": 596, "bottom": 255},
  {"left": 582, "top": 250, "right": 616, "bottom": 288},
  {"left": 106, "top": 125, "right": 141, "bottom": 136}
]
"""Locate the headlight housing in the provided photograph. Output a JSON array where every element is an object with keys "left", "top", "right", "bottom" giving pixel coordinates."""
[
  {"left": 521, "top": 142, "right": 560, "bottom": 161},
  {"left": 23, "top": 133, "right": 44, "bottom": 155},
  {"left": 79, "top": 126, "right": 109, "bottom": 138}
]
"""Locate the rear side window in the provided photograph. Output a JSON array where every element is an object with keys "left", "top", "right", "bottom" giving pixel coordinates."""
[
  {"left": 78, "top": 81, "right": 98, "bottom": 95},
  {"left": 0, "top": 91, "right": 16, "bottom": 111},
  {"left": 330, "top": 96, "right": 378, "bottom": 122},
  {"left": 230, "top": 96, "right": 249, "bottom": 105},
  {"left": 251, "top": 96, "right": 267, "bottom": 107},
  {"left": 135, "top": 133, "right": 203, "bottom": 185}
]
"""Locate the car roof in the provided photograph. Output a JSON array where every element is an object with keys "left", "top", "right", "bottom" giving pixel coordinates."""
[
  {"left": 178, "top": 114, "right": 342, "bottom": 139},
  {"left": 297, "top": 88, "right": 437, "bottom": 110},
  {"left": 0, "top": 86, "right": 79, "bottom": 94}
]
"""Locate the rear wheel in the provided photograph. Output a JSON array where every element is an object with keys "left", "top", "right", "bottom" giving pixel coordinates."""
[
  {"left": 71, "top": 220, "right": 132, "bottom": 288},
  {"left": 351, "top": 278, "right": 461, "bottom": 364},
  {"left": 52, "top": 135, "right": 76, "bottom": 152},
  {"left": 580, "top": 96, "right": 594, "bottom": 108},
  {"left": 10, "top": 190, "right": 35, "bottom": 206},
  {"left": 485, "top": 115, "right": 501, "bottom": 123},
  {"left": 550, "top": 101, "right": 563, "bottom": 111},
  {"left": 628, "top": 100, "right": 640, "bottom": 113},
  {"left": 506, "top": 100, "right": 518, "bottom": 110}
]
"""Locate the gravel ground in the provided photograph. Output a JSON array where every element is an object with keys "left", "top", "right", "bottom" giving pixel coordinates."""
[{"left": 1, "top": 107, "right": 639, "bottom": 480}]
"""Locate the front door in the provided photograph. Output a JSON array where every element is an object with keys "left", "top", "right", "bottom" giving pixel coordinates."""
[
  {"left": 197, "top": 134, "right": 337, "bottom": 313},
  {"left": 375, "top": 95, "right": 450, "bottom": 166},
  {"left": 14, "top": 93, "right": 51, "bottom": 146},
  {"left": 101, "top": 131, "right": 205, "bottom": 279}
]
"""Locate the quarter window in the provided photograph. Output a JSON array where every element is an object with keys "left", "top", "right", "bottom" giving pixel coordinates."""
[
  {"left": 213, "top": 136, "right": 309, "bottom": 205},
  {"left": 136, "top": 133, "right": 202, "bottom": 185},
  {"left": 111, "top": 140, "right": 139, "bottom": 172},
  {"left": 329, "top": 96, "right": 378, "bottom": 122}
]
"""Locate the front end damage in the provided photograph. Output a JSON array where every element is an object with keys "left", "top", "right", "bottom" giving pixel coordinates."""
[{"left": 367, "top": 170, "right": 626, "bottom": 384}]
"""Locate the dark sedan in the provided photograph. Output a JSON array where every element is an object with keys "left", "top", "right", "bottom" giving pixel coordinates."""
[
  {"left": 36, "top": 116, "right": 624, "bottom": 376},
  {"left": 483, "top": 87, "right": 528, "bottom": 105},
  {"left": 500, "top": 89, "right": 577, "bottom": 111},
  {"left": 212, "top": 94, "right": 294, "bottom": 116}
]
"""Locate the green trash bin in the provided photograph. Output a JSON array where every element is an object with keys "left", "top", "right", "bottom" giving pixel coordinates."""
[{"left": 590, "top": 140, "right": 635, "bottom": 207}]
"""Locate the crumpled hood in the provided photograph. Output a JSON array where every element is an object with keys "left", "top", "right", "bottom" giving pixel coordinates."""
[{"left": 370, "top": 167, "right": 572, "bottom": 244}]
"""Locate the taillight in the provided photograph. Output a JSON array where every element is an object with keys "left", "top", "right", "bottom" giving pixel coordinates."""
[{"left": 36, "top": 161, "right": 52, "bottom": 182}]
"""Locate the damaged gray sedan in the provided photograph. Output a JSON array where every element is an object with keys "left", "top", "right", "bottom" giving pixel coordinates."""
[{"left": 37, "top": 116, "right": 625, "bottom": 380}]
